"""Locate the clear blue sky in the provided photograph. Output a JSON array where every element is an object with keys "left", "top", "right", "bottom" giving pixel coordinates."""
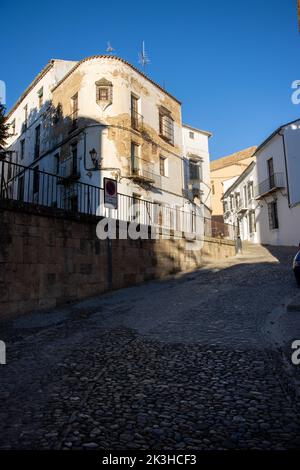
[{"left": 1, "top": 0, "right": 299, "bottom": 159}]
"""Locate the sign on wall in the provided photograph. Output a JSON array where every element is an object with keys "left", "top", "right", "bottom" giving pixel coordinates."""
[{"left": 104, "top": 177, "right": 118, "bottom": 209}]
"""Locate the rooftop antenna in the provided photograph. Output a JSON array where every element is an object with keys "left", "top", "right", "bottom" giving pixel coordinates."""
[
  {"left": 106, "top": 41, "right": 115, "bottom": 54},
  {"left": 139, "top": 40, "right": 150, "bottom": 72}
]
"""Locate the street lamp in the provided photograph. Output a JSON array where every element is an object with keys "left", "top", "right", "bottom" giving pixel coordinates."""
[{"left": 89, "top": 148, "right": 98, "bottom": 169}]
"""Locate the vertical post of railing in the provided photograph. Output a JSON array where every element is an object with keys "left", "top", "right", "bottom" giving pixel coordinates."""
[{"left": 0, "top": 160, "right": 4, "bottom": 198}]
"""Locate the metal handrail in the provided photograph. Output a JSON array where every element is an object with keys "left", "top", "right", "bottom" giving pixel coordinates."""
[
  {"left": 0, "top": 159, "right": 237, "bottom": 240},
  {"left": 254, "top": 172, "right": 285, "bottom": 198}
]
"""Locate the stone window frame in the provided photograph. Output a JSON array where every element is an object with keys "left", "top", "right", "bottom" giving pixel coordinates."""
[{"left": 95, "top": 78, "right": 113, "bottom": 110}]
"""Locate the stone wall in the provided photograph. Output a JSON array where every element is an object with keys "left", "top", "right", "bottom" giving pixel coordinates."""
[{"left": 0, "top": 201, "right": 236, "bottom": 319}]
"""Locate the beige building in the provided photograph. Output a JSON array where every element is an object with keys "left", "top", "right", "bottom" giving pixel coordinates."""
[
  {"left": 5, "top": 55, "right": 212, "bottom": 230},
  {"left": 210, "top": 146, "right": 256, "bottom": 223}
]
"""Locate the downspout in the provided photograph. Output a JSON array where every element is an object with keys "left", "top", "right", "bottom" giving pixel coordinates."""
[{"left": 278, "top": 129, "right": 291, "bottom": 207}]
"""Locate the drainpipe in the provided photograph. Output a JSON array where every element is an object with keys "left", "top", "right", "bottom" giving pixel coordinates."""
[{"left": 278, "top": 129, "right": 291, "bottom": 207}]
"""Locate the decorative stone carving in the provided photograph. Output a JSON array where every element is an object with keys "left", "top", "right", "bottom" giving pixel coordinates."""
[{"left": 95, "top": 78, "right": 113, "bottom": 110}]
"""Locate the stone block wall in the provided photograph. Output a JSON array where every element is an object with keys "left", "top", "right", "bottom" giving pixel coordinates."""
[{"left": 0, "top": 201, "right": 236, "bottom": 319}]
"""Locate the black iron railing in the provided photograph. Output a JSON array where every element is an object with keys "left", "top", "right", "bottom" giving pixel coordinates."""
[
  {"left": 131, "top": 109, "right": 143, "bottom": 131},
  {"left": 254, "top": 172, "right": 285, "bottom": 198},
  {"left": 0, "top": 159, "right": 236, "bottom": 240}
]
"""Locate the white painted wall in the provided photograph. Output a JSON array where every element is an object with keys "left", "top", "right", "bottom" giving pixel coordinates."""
[
  {"left": 254, "top": 121, "right": 300, "bottom": 247},
  {"left": 182, "top": 125, "right": 212, "bottom": 218},
  {"left": 223, "top": 162, "right": 259, "bottom": 243}
]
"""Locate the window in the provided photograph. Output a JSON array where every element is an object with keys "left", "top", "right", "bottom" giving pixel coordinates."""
[
  {"left": 34, "top": 124, "right": 41, "bottom": 159},
  {"left": 38, "top": 87, "right": 43, "bottom": 108},
  {"left": 71, "top": 93, "right": 78, "bottom": 127},
  {"left": 248, "top": 210, "right": 256, "bottom": 234},
  {"left": 131, "top": 94, "right": 140, "bottom": 130},
  {"left": 212, "top": 181, "right": 215, "bottom": 195},
  {"left": 23, "top": 105, "right": 28, "bottom": 131},
  {"left": 159, "top": 107, "right": 174, "bottom": 145},
  {"left": 33, "top": 166, "right": 39, "bottom": 194},
  {"left": 189, "top": 160, "right": 201, "bottom": 181},
  {"left": 223, "top": 200, "right": 228, "bottom": 213},
  {"left": 235, "top": 192, "right": 240, "bottom": 208},
  {"left": 20, "top": 139, "right": 25, "bottom": 160},
  {"left": 248, "top": 181, "right": 254, "bottom": 200},
  {"left": 268, "top": 200, "right": 279, "bottom": 230},
  {"left": 95, "top": 78, "right": 113, "bottom": 107},
  {"left": 267, "top": 158, "right": 275, "bottom": 188},
  {"left": 131, "top": 142, "right": 139, "bottom": 173},
  {"left": 18, "top": 176, "right": 24, "bottom": 201},
  {"left": 189, "top": 131, "right": 194, "bottom": 139},
  {"left": 159, "top": 156, "right": 167, "bottom": 176},
  {"left": 71, "top": 143, "right": 78, "bottom": 175},
  {"left": 230, "top": 194, "right": 234, "bottom": 210},
  {"left": 98, "top": 88, "right": 109, "bottom": 101},
  {"left": 11, "top": 119, "right": 16, "bottom": 135},
  {"left": 243, "top": 185, "right": 247, "bottom": 206}
]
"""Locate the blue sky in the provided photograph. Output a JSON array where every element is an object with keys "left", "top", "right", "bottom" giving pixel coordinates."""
[{"left": 1, "top": 0, "right": 299, "bottom": 159}]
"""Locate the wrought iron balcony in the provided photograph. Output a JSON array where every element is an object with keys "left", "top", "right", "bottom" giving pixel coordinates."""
[
  {"left": 128, "top": 157, "right": 161, "bottom": 187},
  {"left": 131, "top": 110, "right": 144, "bottom": 132},
  {"left": 237, "top": 198, "right": 247, "bottom": 212},
  {"left": 59, "top": 156, "right": 81, "bottom": 183},
  {"left": 254, "top": 172, "right": 285, "bottom": 199}
]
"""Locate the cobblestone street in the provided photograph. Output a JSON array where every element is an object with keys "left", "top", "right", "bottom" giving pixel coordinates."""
[{"left": 1, "top": 243, "right": 300, "bottom": 450}]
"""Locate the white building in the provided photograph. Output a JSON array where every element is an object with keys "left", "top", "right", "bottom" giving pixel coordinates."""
[
  {"left": 254, "top": 119, "right": 300, "bottom": 247},
  {"left": 222, "top": 160, "right": 258, "bottom": 243},
  {"left": 182, "top": 124, "right": 212, "bottom": 219},
  {"left": 4, "top": 55, "right": 212, "bottom": 233},
  {"left": 223, "top": 118, "right": 300, "bottom": 247}
]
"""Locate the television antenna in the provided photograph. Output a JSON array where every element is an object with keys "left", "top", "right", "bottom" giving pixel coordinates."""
[
  {"left": 139, "top": 41, "right": 150, "bottom": 72},
  {"left": 106, "top": 41, "right": 115, "bottom": 54}
]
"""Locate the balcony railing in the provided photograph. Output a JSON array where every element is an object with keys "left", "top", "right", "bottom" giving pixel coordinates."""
[
  {"left": 237, "top": 198, "right": 247, "bottom": 212},
  {"left": 254, "top": 172, "right": 285, "bottom": 199},
  {"left": 59, "top": 156, "right": 81, "bottom": 182},
  {"left": 0, "top": 159, "right": 237, "bottom": 240},
  {"left": 128, "top": 157, "right": 161, "bottom": 188},
  {"left": 131, "top": 110, "right": 144, "bottom": 132}
]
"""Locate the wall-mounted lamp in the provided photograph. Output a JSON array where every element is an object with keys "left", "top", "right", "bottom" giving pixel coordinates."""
[{"left": 89, "top": 148, "right": 98, "bottom": 169}]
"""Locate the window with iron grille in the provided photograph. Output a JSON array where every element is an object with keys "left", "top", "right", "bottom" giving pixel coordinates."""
[
  {"left": 267, "top": 157, "right": 275, "bottom": 188},
  {"left": 248, "top": 209, "right": 256, "bottom": 233},
  {"left": 131, "top": 94, "right": 140, "bottom": 130},
  {"left": 159, "top": 156, "right": 166, "bottom": 176},
  {"left": 34, "top": 124, "right": 40, "bottom": 159},
  {"left": 95, "top": 79, "right": 113, "bottom": 107},
  {"left": 159, "top": 107, "right": 174, "bottom": 145},
  {"left": 268, "top": 201, "right": 279, "bottom": 230}
]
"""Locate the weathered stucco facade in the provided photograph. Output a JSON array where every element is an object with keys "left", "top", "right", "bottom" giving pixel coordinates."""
[{"left": 6, "top": 56, "right": 211, "bottom": 220}]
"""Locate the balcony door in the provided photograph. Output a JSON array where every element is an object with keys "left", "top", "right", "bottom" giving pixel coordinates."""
[
  {"left": 131, "top": 95, "right": 139, "bottom": 130},
  {"left": 267, "top": 158, "right": 275, "bottom": 188},
  {"left": 131, "top": 142, "right": 139, "bottom": 174}
]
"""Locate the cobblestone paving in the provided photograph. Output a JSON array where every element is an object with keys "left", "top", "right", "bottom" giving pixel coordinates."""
[{"left": 1, "top": 243, "right": 300, "bottom": 450}]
